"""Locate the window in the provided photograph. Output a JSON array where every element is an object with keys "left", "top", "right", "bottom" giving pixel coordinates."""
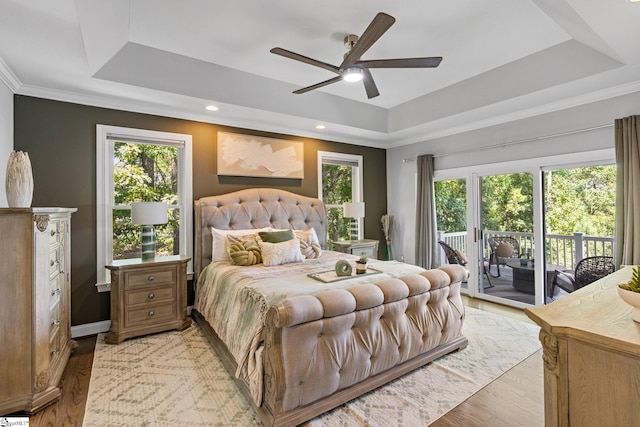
[
  {"left": 317, "top": 151, "right": 363, "bottom": 243},
  {"left": 96, "top": 125, "right": 193, "bottom": 291}
]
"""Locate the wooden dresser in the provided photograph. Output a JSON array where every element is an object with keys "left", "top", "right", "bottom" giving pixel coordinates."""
[
  {"left": 525, "top": 266, "right": 640, "bottom": 427},
  {"left": 105, "top": 255, "right": 191, "bottom": 344},
  {"left": 0, "top": 208, "right": 76, "bottom": 415}
]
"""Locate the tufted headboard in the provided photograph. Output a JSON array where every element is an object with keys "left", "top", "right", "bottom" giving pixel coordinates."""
[{"left": 194, "top": 188, "right": 327, "bottom": 277}]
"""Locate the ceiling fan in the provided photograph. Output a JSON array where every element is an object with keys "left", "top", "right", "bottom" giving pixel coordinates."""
[{"left": 270, "top": 12, "right": 442, "bottom": 99}]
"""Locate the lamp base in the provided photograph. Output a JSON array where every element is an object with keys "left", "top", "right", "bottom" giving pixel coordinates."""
[
  {"left": 141, "top": 225, "right": 156, "bottom": 261},
  {"left": 349, "top": 219, "right": 359, "bottom": 241}
]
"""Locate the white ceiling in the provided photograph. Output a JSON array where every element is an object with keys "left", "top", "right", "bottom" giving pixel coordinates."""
[{"left": 1, "top": 0, "right": 639, "bottom": 148}]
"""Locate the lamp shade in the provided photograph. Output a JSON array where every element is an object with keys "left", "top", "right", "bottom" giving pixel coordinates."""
[
  {"left": 343, "top": 202, "right": 365, "bottom": 218},
  {"left": 131, "top": 202, "right": 168, "bottom": 225}
]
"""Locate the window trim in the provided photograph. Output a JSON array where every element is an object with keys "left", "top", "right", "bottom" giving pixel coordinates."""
[
  {"left": 96, "top": 125, "right": 193, "bottom": 292},
  {"left": 317, "top": 151, "right": 364, "bottom": 239}
]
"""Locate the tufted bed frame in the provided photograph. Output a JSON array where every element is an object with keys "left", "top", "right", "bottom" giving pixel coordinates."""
[{"left": 193, "top": 188, "right": 468, "bottom": 426}]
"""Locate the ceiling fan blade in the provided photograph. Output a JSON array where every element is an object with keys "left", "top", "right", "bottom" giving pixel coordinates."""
[
  {"left": 357, "top": 57, "right": 443, "bottom": 68},
  {"left": 340, "top": 12, "right": 395, "bottom": 70},
  {"left": 293, "top": 75, "right": 343, "bottom": 94},
  {"left": 362, "top": 68, "right": 379, "bottom": 99},
  {"left": 270, "top": 48, "right": 340, "bottom": 74}
]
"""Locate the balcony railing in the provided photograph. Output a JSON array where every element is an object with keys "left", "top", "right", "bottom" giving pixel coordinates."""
[{"left": 438, "top": 230, "right": 614, "bottom": 271}]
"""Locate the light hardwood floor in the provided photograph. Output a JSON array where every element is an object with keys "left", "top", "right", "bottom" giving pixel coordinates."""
[{"left": 26, "top": 297, "right": 544, "bottom": 426}]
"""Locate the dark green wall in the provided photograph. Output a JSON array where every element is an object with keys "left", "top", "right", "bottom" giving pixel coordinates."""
[{"left": 14, "top": 95, "right": 388, "bottom": 327}]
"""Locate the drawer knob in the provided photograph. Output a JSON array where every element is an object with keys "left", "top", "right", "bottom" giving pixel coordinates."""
[
  {"left": 50, "top": 260, "right": 55, "bottom": 266},
  {"left": 51, "top": 319, "right": 60, "bottom": 326},
  {"left": 51, "top": 289, "right": 61, "bottom": 297},
  {"left": 148, "top": 292, "right": 155, "bottom": 300},
  {"left": 147, "top": 275, "right": 155, "bottom": 282},
  {"left": 148, "top": 310, "right": 155, "bottom": 317},
  {"left": 51, "top": 349, "right": 60, "bottom": 355},
  {"left": 50, "top": 229, "right": 57, "bottom": 237}
]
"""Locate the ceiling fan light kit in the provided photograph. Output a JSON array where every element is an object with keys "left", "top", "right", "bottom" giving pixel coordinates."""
[
  {"left": 270, "top": 12, "right": 442, "bottom": 99},
  {"left": 343, "top": 67, "right": 364, "bottom": 82}
]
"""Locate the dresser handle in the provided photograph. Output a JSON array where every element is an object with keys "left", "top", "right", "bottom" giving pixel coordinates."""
[
  {"left": 50, "top": 260, "right": 55, "bottom": 266},
  {"left": 51, "top": 289, "right": 61, "bottom": 296},
  {"left": 148, "top": 310, "right": 155, "bottom": 317},
  {"left": 148, "top": 292, "right": 155, "bottom": 300},
  {"left": 147, "top": 275, "right": 155, "bottom": 282},
  {"left": 51, "top": 319, "right": 60, "bottom": 326},
  {"left": 50, "top": 229, "right": 57, "bottom": 237},
  {"left": 51, "top": 349, "right": 60, "bottom": 355}
]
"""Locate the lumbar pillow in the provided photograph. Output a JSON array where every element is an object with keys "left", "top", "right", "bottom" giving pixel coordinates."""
[
  {"left": 294, "top": 228, "right": 322, "bottom": 259},
  {"left": 259, "top": 238, "right": 304, "bottom": 266},
  {"left": 228, "top": 240, "right": 262, "bottom": 266},
  {"left": 495, "top": 242, "right": 515, "bottom": 258},
  {"left": 258, "top": 229, "right": 294, "bottom": 243}
]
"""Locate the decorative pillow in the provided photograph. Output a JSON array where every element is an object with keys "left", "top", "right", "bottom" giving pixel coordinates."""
[
  {"left": 258, "top": 229, "right": 294, "bottom": 243},
  {"left": 259, "top": 238, "right": 304, "bottom": 267},
  {"left": 211, "top": 227, "right": 270, "bottom": 262},
  {"left": 495, "top": 242, "right": 515, "bottom": 258},
  {"left": 455, "top": 249, "right": 468, "bottom": 264},
  {"left": 294, "top": 228, "right": 322, "bottom": 259},
  {"left": 228, "top": 240, "right": 262, "bottom": 266}
]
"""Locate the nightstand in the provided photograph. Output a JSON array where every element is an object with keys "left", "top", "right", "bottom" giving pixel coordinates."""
[
  {"left": 105, "top": 255, "right": 191, "bottom": 344},
  {"left": 331, "top": 239, "right": 379, "bottom": 259}
]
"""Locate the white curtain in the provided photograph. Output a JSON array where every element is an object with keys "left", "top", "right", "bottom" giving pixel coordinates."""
[
  {"left": 415, "top": 154, "right": 438, "bottom": 268},
  {"left": 614, "top": 115, "right": 640, "bottom": 267}
]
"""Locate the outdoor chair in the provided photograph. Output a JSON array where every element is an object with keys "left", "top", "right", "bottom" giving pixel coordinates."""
[
  {"left": 487, "top": 236, "right": 521, "bottom": 277},
  {"left": 551, "top": 256, "right": 615, "bottom": 295},
  {"left": 438, "top": 240, "right": 493, "bottom": 287}
]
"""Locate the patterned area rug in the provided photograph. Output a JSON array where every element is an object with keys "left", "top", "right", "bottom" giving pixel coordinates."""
[{"left": 82, "top": 307, "right": 541, "bottom": 426}]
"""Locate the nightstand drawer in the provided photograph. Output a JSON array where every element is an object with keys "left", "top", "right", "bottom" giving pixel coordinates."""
[
  {"left": 50, "top": 302, "right": 61, "bottom": 361},
  {"left": 126, "top": 285, "right": 175, "bottom": 306},
  {"left": 125, "top": 301, "right": 177, "bottom": 327},
  {"left": 125, "top": 268, "right": 175, "bottom": 289},
  {"left": 350, "top": 246, "right": 377, "bottom": 258}
]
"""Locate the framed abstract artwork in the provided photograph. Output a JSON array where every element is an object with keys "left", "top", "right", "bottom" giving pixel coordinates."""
[{"left": 217, "top": 131, "right": 304, "bottom": 179}]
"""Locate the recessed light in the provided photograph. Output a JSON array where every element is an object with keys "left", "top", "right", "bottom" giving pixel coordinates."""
[
  {"left": 315, "top": 124, "right": 326, "bottom": 130},
  {"left": 205, "top": 105, "right": 219, "bottom": 111}
]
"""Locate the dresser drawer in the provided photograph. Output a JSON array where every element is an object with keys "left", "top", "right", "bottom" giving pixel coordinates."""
[
  {"left": 49, "top": 217, "right": 65, "bottom": 245},
  {"left": 49, "top": 245, "right": 63, "bottom": 278},
  {"left": 126, "top": 285, "right": 175, "bottom": 306},
  {"left": 125, "top": 301, "right": 177, "bottom": 327},
  {"left": 50, "top": 302, "right": 61, "bottom": 362},
  {"left": 124, "top": 268, "right": 175, "bottom": 289},
  {"left": 50, "top": 273, "right": 62, "bottom": 305}
]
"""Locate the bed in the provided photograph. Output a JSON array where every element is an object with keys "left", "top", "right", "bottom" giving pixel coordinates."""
[{"left": 193, "top": 188, "right": 468, "bottom": 426}]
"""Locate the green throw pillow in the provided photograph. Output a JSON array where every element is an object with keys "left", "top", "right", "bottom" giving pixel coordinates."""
[{"left": 258, "top": 229, "right": 294, "bottom": 243}]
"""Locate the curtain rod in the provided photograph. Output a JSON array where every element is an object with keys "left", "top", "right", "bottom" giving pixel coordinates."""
[{"left": 402, "top": 123, "right": 614, "bottom": 162}]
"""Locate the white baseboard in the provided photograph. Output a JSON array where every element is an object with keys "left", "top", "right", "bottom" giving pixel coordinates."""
[
  {"left": 71, "top": 306, "right": 194, "bottom": 338},
  {"left": 71, "top": 320, "right": 110, "bottom": 338}
]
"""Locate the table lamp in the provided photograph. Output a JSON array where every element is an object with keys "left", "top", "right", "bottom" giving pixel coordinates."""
[
  {"left": 131, "top": 201, "right": 168, "bottom": 261},
  {"left": 343, "top": 202, "right": 365, "bottom": 240}
]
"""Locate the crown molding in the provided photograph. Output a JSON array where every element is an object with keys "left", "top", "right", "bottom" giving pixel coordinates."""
[
  {"left": 387, "top": 78, "right": 640, "bottom": 148},
  {"left": 0, "top": 57, "right": 21, "bottom": 92}
]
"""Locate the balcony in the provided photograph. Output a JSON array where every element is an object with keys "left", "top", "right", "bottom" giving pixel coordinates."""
[{"left": 438, "top": 230, "right": 615, "bottom": 304}]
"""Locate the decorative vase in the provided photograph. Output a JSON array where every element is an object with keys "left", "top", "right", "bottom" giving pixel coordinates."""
[
  {"left": 617, "top": 286, "right": 640, "bottom": 323},
  {"left": 385, "top": 240, "right": 393, "bottom": 261},
  {"left": 5, "top": 150, "right": 34, "bottom": 207}
]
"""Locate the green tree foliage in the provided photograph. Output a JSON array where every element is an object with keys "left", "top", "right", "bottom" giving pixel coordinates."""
[
  {"left": 482, "top": 172, "right": 533, "bottom": 233},
  {"left": 113, "top": 142, "right": 179, "bottom": 259},
  {"left": 435, "top": 179, "right": 467, "bottom": 233},
  {"left": 544, "top": 166, "right": 615, "bottom": 236},
  {"left": 322, "top": 163, "right": 353, "bottom": 242},
  {"left": 435, "top": 166, "right": 615, "bottom": 238}
]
